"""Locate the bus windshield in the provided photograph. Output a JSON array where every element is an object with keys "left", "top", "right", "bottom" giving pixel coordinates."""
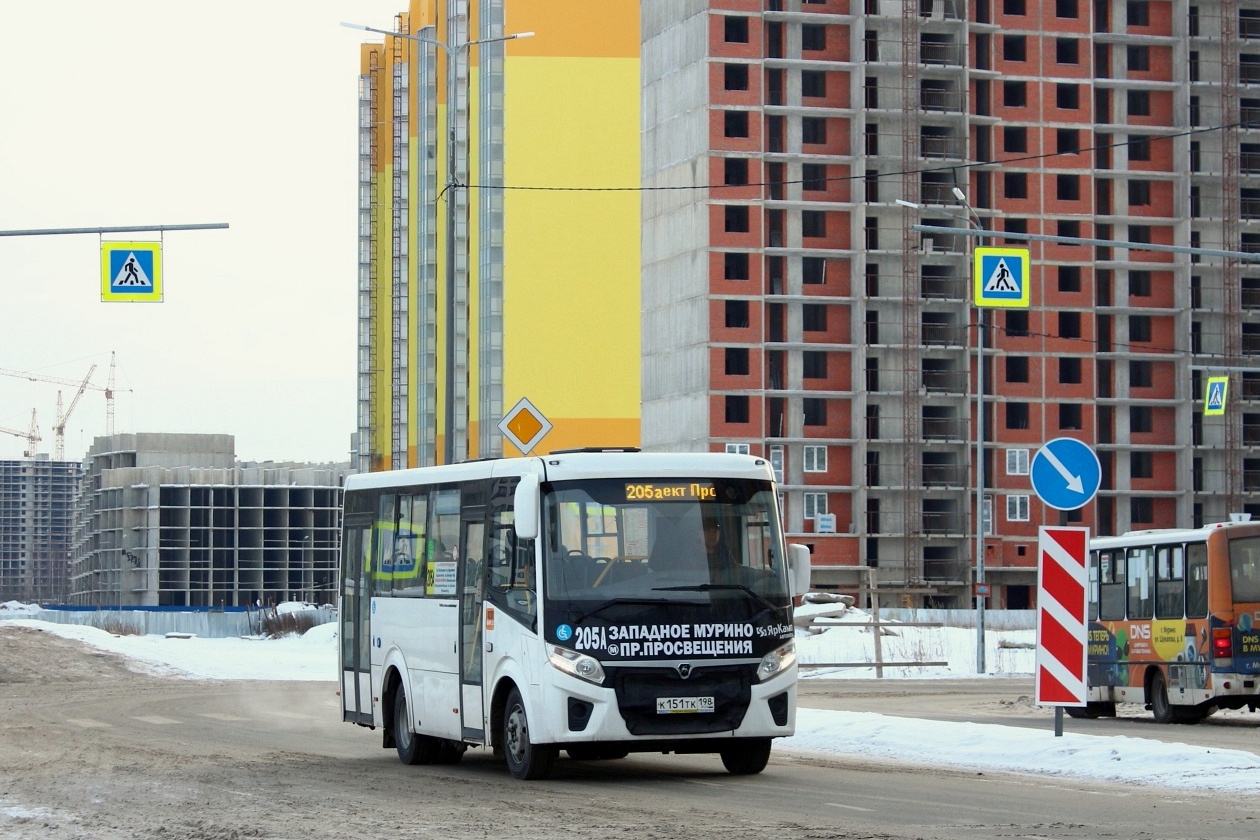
[{"left": 541, "top": 477, "right": 791, "bottom": 614}]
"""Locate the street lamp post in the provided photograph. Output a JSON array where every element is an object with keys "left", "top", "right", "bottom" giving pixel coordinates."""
[
  {"left": 343, "top": 21, "right": 533, "bottom": 466},
  {"left": 898, "top": 193, "right": 988, "bottom": 673},
  {"left": 950, "top": 187, "right": 988, "bottom": 674}
]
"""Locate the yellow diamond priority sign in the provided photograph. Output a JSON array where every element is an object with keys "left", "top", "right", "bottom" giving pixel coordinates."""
[{"left": 499, "top": 397, "right": 552, "bottom": 455}]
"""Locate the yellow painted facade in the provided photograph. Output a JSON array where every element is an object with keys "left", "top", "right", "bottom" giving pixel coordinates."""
[
  {"left": 361, "top": 1, "right": 640, "bottom": 469},
  {"left": 500, "top": 54, "right": 641, "bottom": 454}
]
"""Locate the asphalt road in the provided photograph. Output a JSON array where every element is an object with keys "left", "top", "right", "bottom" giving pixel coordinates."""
[{"left": 3, "top": 625, "right": 1258, "bottom": 840}]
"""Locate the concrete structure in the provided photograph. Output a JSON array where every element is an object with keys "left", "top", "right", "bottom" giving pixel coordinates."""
[
  {"left": 642, "top": 0, "right": 1260, "bottom": 607},
  {"left": 70, "top": 434, "right": 350, "bottom": 608},
  {"left": 355, "top": 1, "right": 642, "bottom": 471},
  {"left": 0, "top": 456, "right": 81, "bottom": 603}
]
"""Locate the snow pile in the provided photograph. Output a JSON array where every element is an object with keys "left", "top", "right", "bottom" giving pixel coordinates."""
[
  {"left": 790, "top": 708, "right": 1260, "bottom": 792},
  {"left": 274, "top": 601, "right": 325, "bottom": 615},
  {"left": 0, "top": 601, "right": 41, "bottom": 613},
  {"left": 2, "top": 619, "right": 338, "bottom": 681}
]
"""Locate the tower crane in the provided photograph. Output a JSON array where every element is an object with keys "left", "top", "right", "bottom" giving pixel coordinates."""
[
  {"left": 0, "top": 409, "right": 41, "bottom": 458},
  {"left": 0, "top": 351, "right": 121, "bottom": 436},
  {"left": 51, "top": 364, "right": 96, "bottom": 460}
]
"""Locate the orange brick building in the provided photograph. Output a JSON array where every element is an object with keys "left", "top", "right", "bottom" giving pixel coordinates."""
[{"left": 642, "top": 0, "right": 1259, "bottom": 606}]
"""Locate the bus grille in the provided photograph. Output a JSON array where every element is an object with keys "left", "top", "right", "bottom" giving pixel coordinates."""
[{"left": 608, "top": 665, "right": 753, "bottom": 735}]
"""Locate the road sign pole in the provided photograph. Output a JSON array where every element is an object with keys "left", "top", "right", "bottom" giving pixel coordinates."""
[
  {"left": 970, "top": 245, "right": 1028, "bottom": 674},
  {"left": 976, "top": 310, "right": 985, "bottom": 675}
]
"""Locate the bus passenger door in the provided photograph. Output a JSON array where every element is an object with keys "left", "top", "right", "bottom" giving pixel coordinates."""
[
  {"left": 340, "top": 518, "right": 373, "bottom": 725},
  {"left": 460, "top": 519, "right": 486, "bottom": 741}
]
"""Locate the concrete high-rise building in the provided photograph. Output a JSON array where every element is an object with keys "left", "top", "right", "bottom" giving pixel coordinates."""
[
  {"left": 70, "top": 434, "right": 350, "bottom": 608},
  {"left": 354, "top": 1, "right": 642, "bottom": 471},
  {"left": 643, "top": 1, "right": 1260, "bottom": 606},
  {"left": 0, "top": 456, "right": 81, "bottom": 603}
]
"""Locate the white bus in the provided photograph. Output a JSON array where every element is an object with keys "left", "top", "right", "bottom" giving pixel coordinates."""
[{"left": 339, "top": 449, "right": 810, "bottom": 779}]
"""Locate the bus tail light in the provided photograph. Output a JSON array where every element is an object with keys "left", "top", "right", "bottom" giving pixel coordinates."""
[{"left": 1213, "top": 627, "right": 1234, "bottom": 669}]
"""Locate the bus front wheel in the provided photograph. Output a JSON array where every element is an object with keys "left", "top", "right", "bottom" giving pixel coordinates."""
[
  {"left": 720, "top": 739, "right": 772, "bottom": 775},
  {"left": 502, "top": 687, "right": 555, "bottom": 780},
  {"left": 394, "top": 689, "right": 441, "bottom": 765}
]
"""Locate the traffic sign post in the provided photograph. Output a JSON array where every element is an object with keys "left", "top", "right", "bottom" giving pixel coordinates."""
[
  {"left": 1036, "top": 526, "right": 1090, "bottom": 736},
  {"left": 1031, "top": 437, "right": 1102, "bottom": 511},
  {"left": 971, "top": 246, "right": 1030, "bottom": 674}
]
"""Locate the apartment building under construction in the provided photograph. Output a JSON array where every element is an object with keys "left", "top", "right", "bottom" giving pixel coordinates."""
[
  {"left": 642, "top": 0, "right": 1260, "bottom": 606},
  {"left": 0, "top": 456, "right": 80, "bottom": 603},
  {"left": 70, "top": 434, "right": 350, "bottom": 609}
]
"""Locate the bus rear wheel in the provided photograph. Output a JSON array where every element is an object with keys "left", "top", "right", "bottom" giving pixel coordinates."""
[
  {"left": 1149, "top": 671, "right": 1174, "bottom": 724},
  {"left": 394, "top": 689, "right": 441, "bottom": 765},
  {"left": 719, "top": 739, "right": 772, "bottom": 775},
  {"left": 502, "top": 687, "right": 555, "bottom": 780}
]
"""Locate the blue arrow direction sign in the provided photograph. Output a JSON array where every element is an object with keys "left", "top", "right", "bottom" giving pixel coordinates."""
[{"left": 1031, "top": 437, "right": 1102, "bottom": 511}]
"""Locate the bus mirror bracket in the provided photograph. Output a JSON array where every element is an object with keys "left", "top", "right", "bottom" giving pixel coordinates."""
[
  {"left": 514, "top": 474, "right": 540, "bottom": 541},
  {"left": 787, "top": 543, "right": 811, "bottom": 597}
]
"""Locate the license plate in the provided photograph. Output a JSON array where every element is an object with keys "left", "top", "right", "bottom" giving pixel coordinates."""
[{"left": 656, "top": 696, "right": 715, "bottom": 714}]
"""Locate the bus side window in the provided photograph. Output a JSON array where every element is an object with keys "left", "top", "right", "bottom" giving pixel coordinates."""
[
  {"left": 426, "top": 489, "right": 461, "bottom": 596},
  {"left": 1186, "top": 542, "right": 1209, "bottom": 618},
  {"left": 392, "top": 493, "right": 428, "bottom": 597},
  {"left": 1098, "top": 550, "right": 1126, "bottom": 620},
  {"left": 1088, "top": 551, "right": 1100, "bottom": 621},
  {"left": 1155, "top": 545, "right": 1185, "bottom": 619},
  {"left": 1127, "top": 546, "right": 1154, "bottom": 620},
  {"left": 486, "top": 478, "right": 536, "bottom": 624},
  {"left": 373, "top": 494, "right": 397, "bottom": 597}
]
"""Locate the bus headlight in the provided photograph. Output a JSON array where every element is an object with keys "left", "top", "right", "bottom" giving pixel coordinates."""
[
  {"left": 758, "top": 640, "right": 797, "bottom": 681},
  {"left": 548, "top": 645, "right": 606, "bottom": 685}
]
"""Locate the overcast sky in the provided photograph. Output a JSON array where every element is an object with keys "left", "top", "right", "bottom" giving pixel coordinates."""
[{"left": 0, "top": 1, "right": 405, "bottom": 463}]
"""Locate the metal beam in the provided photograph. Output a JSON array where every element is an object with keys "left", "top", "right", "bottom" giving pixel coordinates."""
[
  {"left": 0, "top": 223, "right": 228, "bottom": 237},
  {"left": 911, "top": 224, "right": 1260, "bottom": 261}
]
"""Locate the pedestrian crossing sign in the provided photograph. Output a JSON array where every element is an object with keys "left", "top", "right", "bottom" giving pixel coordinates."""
[
  {"left": 101, "top": 241, "right": 162, "bottom": 302},
  {"left": 974, "top": 246, "right": 1030, "bottom": 308},
  {"left": 1205, "top": 376, "right": 1229, "bottom": 416}
]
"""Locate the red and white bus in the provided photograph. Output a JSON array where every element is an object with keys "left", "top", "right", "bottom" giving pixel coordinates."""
[
  {"left": 1078, "top": 522, "right": 1260, "bottom": 723},
  {"left": 338, "top": 449, "right": 811, "bottom": 778}
]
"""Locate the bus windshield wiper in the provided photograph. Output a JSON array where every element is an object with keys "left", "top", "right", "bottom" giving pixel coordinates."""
[
  {"left": 572, "top": 597, "right": 700, "bottom": 626},
  {"left": 651, "top": 583, "right": 782, "bottom": 615}
]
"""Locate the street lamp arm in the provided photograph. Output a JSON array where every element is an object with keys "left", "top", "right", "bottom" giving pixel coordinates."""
[
  {"left": 341, "top": 22, "right": 534, "bottom": 55},
  {"left": 897, "top": 198, "right": 981, "bottom": 231},
  {"left": 951, "top": 187, "right": 984, "bottom": 231}
]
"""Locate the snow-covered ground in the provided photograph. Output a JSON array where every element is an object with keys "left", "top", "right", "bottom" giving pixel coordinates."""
[{"left": 4, "top": 598, "right": 1260, "bottom": 793}]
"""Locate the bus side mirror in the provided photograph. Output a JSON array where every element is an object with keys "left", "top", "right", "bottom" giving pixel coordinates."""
[
  {"left": 787, "top": 544, "right": 811, "bottom": 597},
  {"left": 514, "top": 474, "right": 540, "bottom": 541}
]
